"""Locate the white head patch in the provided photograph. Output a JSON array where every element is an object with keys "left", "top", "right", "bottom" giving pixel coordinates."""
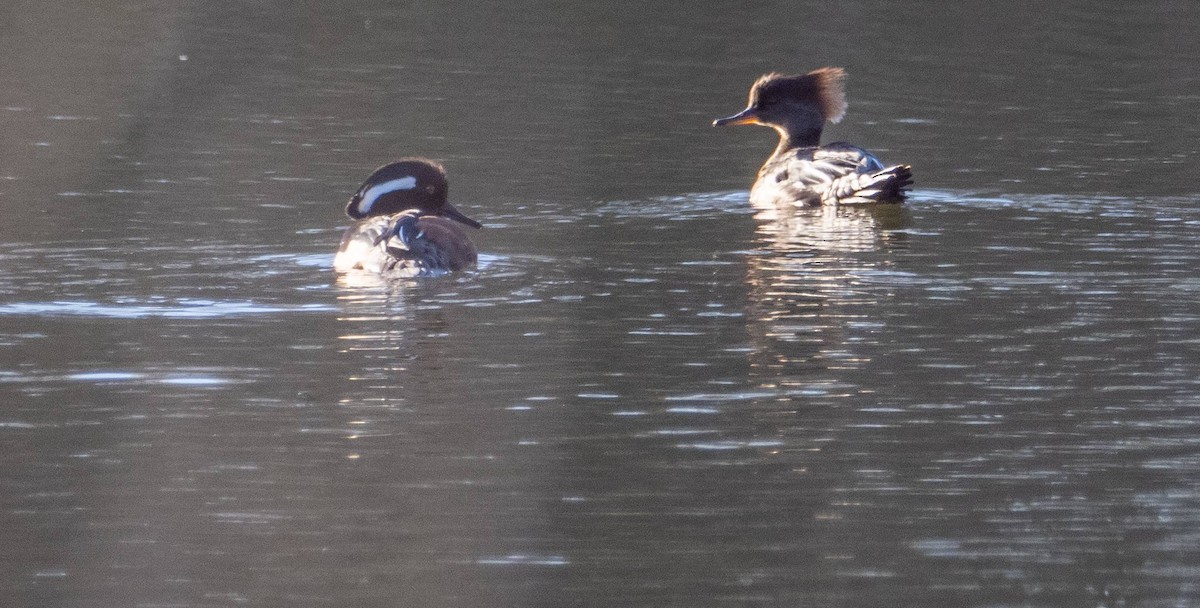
[{"left": 357, "top": 176, "right": 418, "bottom": 214}]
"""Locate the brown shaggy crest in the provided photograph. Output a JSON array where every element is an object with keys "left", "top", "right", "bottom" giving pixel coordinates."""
[{"left": 751, "top": 67, "right": 848, "bottom": 123}]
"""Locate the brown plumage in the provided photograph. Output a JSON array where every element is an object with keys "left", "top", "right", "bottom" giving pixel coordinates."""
[
  {"left": 714, "top": 67, "right": 912, "bottom": 207},
  {"left": 750, "top": 68, "right": 847, "bottom": 124}
]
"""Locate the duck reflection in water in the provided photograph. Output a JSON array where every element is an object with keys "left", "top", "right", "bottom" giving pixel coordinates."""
[
  {"left": 334, "top": 158, "right": 483, "bottom": 278},
  {"left": 742, "top": 201, "right": 911, "bottom": 380}
]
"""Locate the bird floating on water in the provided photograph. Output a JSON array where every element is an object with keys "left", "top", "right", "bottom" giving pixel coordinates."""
[
  {"left": 714, "top": 67, "right": 912, "bottom": 207},
  {"left": 333, "top": 158, "right": 482, "bottom": 277}
]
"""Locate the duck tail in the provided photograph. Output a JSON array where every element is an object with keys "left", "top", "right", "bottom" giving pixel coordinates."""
[{"left": 824, "top": 164, "right": 913, "bottom": 205}]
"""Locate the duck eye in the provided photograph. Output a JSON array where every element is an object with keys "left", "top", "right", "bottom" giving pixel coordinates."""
[{"left": 425, "top": 185, "right": 436, "bottom": 194}]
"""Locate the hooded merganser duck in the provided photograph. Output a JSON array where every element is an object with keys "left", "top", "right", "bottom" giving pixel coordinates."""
[
  {"left": 713, "top": 67, "right": 912, "bottom": 207},
  {"left": 333, "top": 158, "right": 482, "bottom": 277}
]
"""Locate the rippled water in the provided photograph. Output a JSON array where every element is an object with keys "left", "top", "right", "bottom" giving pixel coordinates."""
[{"left": 3, "top": 1, "right": 1200, "bottom": 606}]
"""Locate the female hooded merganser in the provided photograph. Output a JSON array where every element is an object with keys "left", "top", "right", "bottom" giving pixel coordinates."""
[
  {"left": 333, "top": 158, "right": 482, "bottom": 277},
  {"left": 713, "top": 67, "right": 912, "bottom": 207}
]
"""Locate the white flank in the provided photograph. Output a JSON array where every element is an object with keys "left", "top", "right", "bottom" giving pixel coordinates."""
[
  {"left": 333, "top": 238, "right": 371, "bottom": 272},
  {"left": 356, "top": 176, "right": 417, "bottom": 214}
]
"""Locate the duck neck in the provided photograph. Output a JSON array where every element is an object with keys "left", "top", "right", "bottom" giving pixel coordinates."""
[
  {"left": 771, "top": 126, "right": 822, "bottom": 157},
  {"left": 769, "top": 102, "right": 825, "bottom": 155}
]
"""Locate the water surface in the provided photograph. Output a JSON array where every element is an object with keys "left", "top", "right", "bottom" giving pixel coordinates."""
[{"left": 2, "top": 1, "right": 1199, "bottom": 606}]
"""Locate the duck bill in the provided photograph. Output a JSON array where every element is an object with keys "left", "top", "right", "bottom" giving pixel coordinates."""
[
  {"left": 712, "top": 107, "right": 760, "bottom": 127},
  {"left": 442, "top": 202, "right": 483, "bottom": 229}
]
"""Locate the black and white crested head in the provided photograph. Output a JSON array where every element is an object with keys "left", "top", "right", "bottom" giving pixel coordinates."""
[
  {"left": 345, "top": 158, "right": 450, "bottom": 220},
  {"left": 335, "top": 157, "right": 483, "bottom": 275}
]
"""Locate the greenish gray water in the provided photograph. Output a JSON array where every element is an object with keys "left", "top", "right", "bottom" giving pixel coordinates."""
[{"left": 2, "top": 1, "right": 1199, "bottom": 606}]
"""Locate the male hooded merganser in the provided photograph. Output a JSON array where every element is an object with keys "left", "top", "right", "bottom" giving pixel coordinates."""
[
  {"left": 713, "top": 67, "right": 912, "bottom": 207},
  {"left": 333, "top": 158, "right": 482, "bottom": 277}
]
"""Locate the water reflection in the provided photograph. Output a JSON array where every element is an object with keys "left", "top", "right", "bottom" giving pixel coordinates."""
[
  {"left": 326, "top": 258, "right": 595, "bottom": 605},
  {"left": 743, "top": 203, "right": 911, "bottom": 384},
  {"left": 0, "top": 298, "right": 331, "bottom": 319},
  {"left": 752, "top": 203, "right": 912, "bottom": 250}
]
